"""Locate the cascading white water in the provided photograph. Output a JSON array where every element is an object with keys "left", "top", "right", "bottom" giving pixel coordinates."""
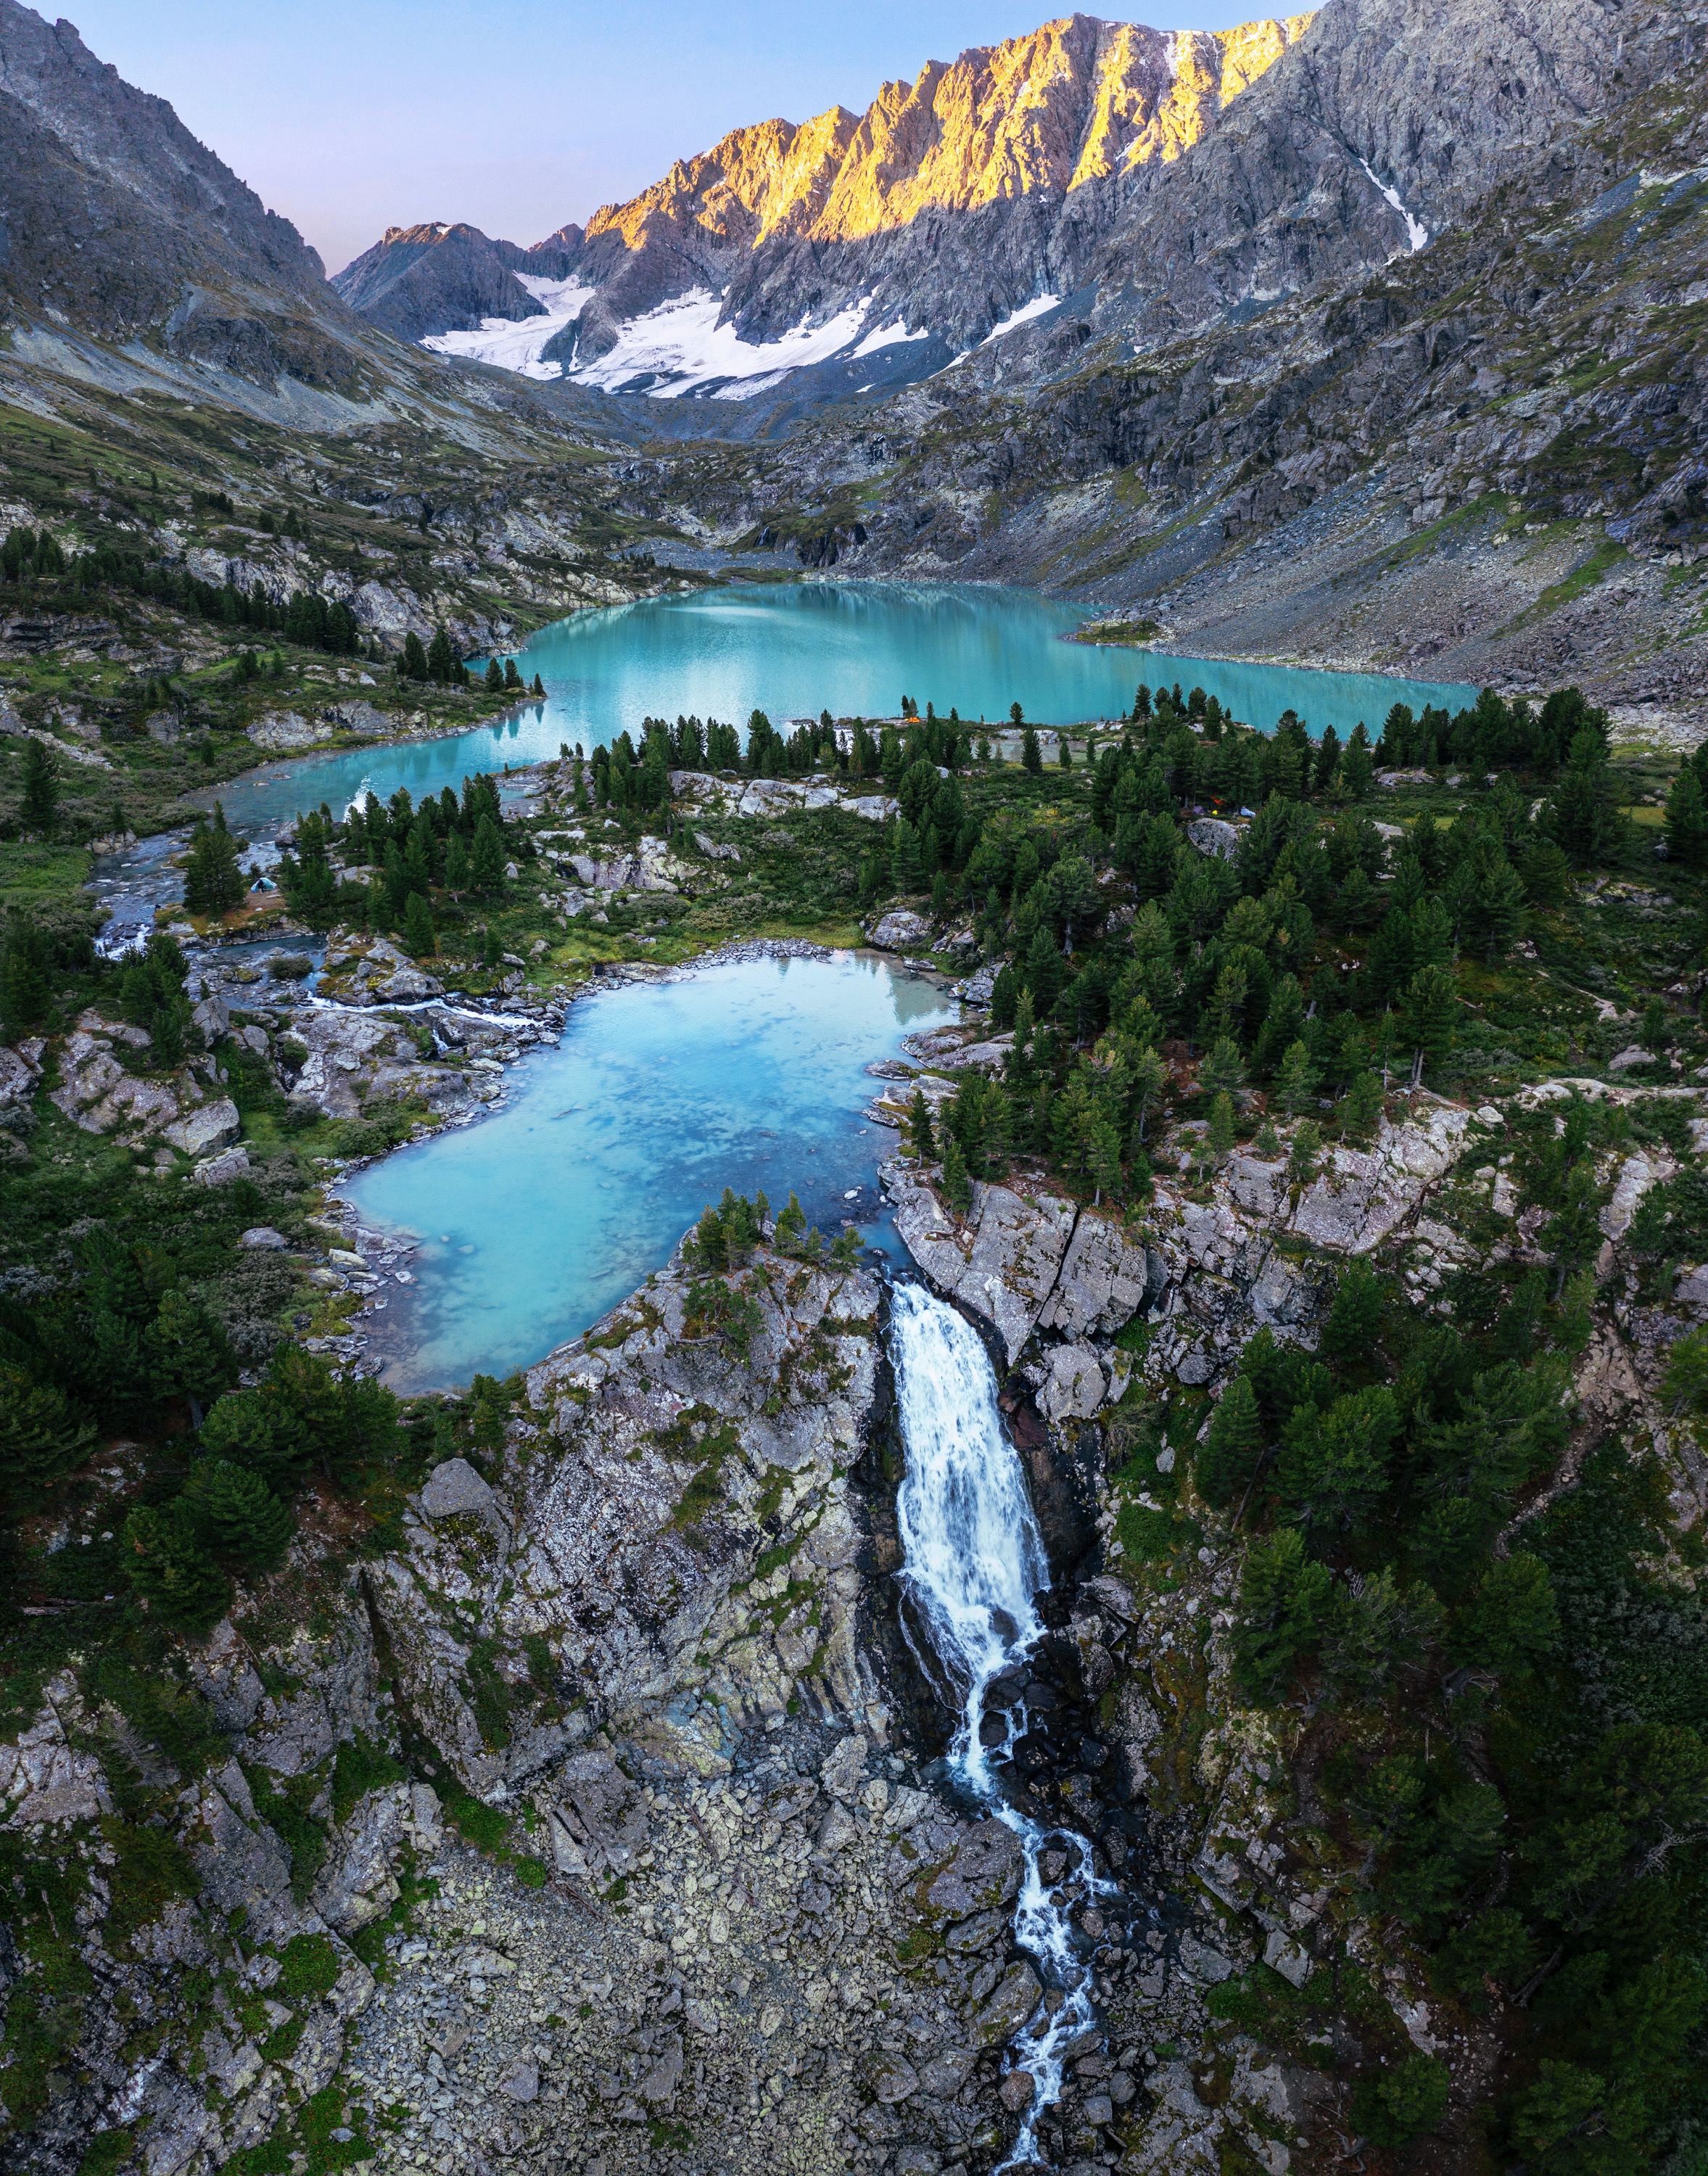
[{"left": 890, "top": 1281, "right": 1116, "bottom": 2172}]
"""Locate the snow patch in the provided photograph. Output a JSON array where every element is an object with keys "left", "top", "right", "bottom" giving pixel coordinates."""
[
  {"left": 566, "top": 290, "right": 896, "bottom": 400},
  {"left": 420, "top": 275, "right": 596, "bottom": 379},
  {"left": 981, "top": 294, "right": 1062, "bottom": 345},
  {"left": 1358, "top": 160, "right": 1429, "bottom": 254}
]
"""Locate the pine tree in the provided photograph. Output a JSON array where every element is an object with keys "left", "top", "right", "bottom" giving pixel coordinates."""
[
  {"left": 1199, "top": 1375, "right": 1263, "bottom": 1507},
  {"left": 1343, "top": 1069, "right": 1385, "bottom": 1141},
  {"left": 909, "top": 1087, "right": 936, "bottom": 1161},
  {"left": 445, "top": 831, "right": 471, "bottom": 894},
  {"left": 144, "top": 1288, "right": 234, "bottom": 1413},
  {"left": 401, "top": 631, "right": 429, "bottom": 682},
  {"left": 0, "top": 1364, "right": 94, "bottom": 1490},
  {"left": 403, "top": 892, "right": 437, "bottom": 958},
  {"left": 1289, "top": 1118, "right": 1322, "bottom": 1185},
  {"left": 0, "top": 920, "right": 51, "bottom": 1031},
  {"left": 1323, "top": 1258, "right": 1386, "bottom": 1367},
  {"left": 183, "top": 820, "right": 244, "bottom": 917},
  {"left": 504, "top": 659, "right": 523, "bottom": 691},
  {"left": 1208, "top": 1089, "right": 1237, "bottom": 1162},
  {"left": 1667, "top": 763, "right": 1708, "bottom": 870},
  {"left": 177, "top": 1458, "right": 294, "bottom": 1570},
  {"left": 1022, "top": 727, "right": 1042, "bottom": 775},
  {"left": 774, "top": 1192, "right": 806, "bottom": 1253},
  {"left": 891, "top": 818, "right": 923, "bottom": 894},
  {"left": 1058, "top": 734, "right": 1072, "bottom": 770},
  {"left": 19, "top": 737, "right": 57, "bottom": 833},
  {"left": 1089, "top": 1116, "right": 1122, "bottom": 1205},
  {"left": 1401, "top": 964, "right": 1458, "bottom": 1083},
  {"left": 531, "top": 673, "right": 545, "bottom": 698},
  {"left": 484, "top": 658, "right": 505, "bottom": 693},
  {"left": 120, "top": 1505, "right": 229, "bottom": 1631},
  {"left": 941, "top": 1129, "right": 972, "bottom": 1215},
  {"left": 1274, "top": 1039, "right": 1320, "bottom": 1121},
  {"left": 1200, "top": 1037, "right": 1245, "bottom": 1101},
  {"left": 470, "top": 815, "right": 506, "bottom": 895},
  {"left": 426, "top": 627, "right": 455, "bottom": 685}
]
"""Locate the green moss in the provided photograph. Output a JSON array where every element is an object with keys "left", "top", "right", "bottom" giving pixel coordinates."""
[
  {"left": 77, "top": 2131, "right": 135, "bottom": 2176},
  {"left": 104, "top": 1816, "right": 197, "bottom": 1939},
  {"left": 444, "top": 1791, "right": 510, "bottom": 1854},
  {"left": 273, "top": 1932, "right": 340, "bottom": 2002}
]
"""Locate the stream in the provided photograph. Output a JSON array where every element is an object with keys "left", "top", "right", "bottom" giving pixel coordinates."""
[{"left": 891, "top": 1281, "right": 1119, "bottom": 2170}]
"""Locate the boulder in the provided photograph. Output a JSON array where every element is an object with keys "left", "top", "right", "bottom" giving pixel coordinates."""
[
  {"left": 1038, "top": 1342, "right": 1107, "bottom": 1422},
  {"left": 247, "top": 710, "right": 319, "bottom": 751},
  {"left": 239, "top": 1224, "right": 288, "bottom": 1249},
  {"left": 1288, "top": 1101, "right": 1470, "bottom": 1254},
  {"left": 418, "top": 1456, "right": 500, "bottom": 1526},
  {"left": 194, "top": 1145, "right": 252, "bottom": 1187},
  {"left": 164, "top": 1097, "right": 241, "bottom": 1156},
  {"left": 1039, "top": 1208, "right": 1165, "bottom": 1339},
  {"left": 1186, "top": 817, "right": 1238, "bottom": 860},
  {"left": 549, "top": 1750, "right": 650, "bottom": 1877},
  {"left": 868, "top": 910, "right": 933, "bottom": 952}
]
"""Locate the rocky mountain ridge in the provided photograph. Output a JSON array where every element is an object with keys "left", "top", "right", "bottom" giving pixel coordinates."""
[{"left": 333, "top": 13, "right": 1316, "bottom": 399}]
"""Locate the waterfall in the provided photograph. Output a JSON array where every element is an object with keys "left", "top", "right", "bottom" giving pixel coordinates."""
[{"left": 889, "top": 1281, "right": 1115, "bottom": 2172}]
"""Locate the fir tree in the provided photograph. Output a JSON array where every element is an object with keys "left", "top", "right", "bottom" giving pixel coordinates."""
[
  {"left": 1343, "top": 1068, "right": 1385, "bottom": 1141},
  {"left": 891, "top": 818, "right": 923, "bottom": 894},
  {"left": 1323, "top": 1258, "right": 1386, "bottom": 1367},
  {"left": 504, "top": 659, "right": 523, "bottom": 691},
  {"left": 426, "top": 627, "right": 455, "bottom": 685},
  {"left": 403, "top": 892, "right": 437, "bottom": 958},
  {"left": 445, "top": 831, "right": 471, "bottom": 894},
  {"left": 1022, "top": 726, "right": 1042, "bottom": 775},
  {"left": 177, "top": 1458, "right": 294, "bottom": 1570},
  {"left": 1289, "top": 1118, "right": 1322, "bottom": 1186},
  {"left": 1401, "top": 964, "right": 1458, "bottom": 1083},
  {"left": 531, "top": 673, "right": 546, "bottom": 698},
  {"left": 144, "top": 1289, "right": 234, "bottom": 1416},
  {"left": 1208, "top": 1089, "right": 1237, "bottom": 1163},
  {"left": 484, "top": 658, "right": 505, "bottom": 692},
  {"left": 401, "top": 631, "right": 429, "bottom": 682},
  {"left": 1200, "top": 1037, "right": 1245, "bottom": 1102},
  {"left": 183, "top": 820, "right": 245, "bottom": 917}
]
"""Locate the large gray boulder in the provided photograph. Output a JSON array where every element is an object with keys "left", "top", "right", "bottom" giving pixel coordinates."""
[{"left": 885, "top": 1160, "right": 1078, "bottom": 1361}]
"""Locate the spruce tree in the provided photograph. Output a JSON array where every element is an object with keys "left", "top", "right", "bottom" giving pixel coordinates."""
[
  {"left": 445, "top": 831, "right": 471, "bottom": 894},
  {"left": 144, "top": 1289, "right": 234, "bottom": 1414},
  {"left": 531, "top": 673, "right": 545, "bottom": 698},
  {"left": 1022, "top": 727, "right": 1042, "bottom": 775},
  {"left": 178, "top": 1458, "right": 294, "bottom": 1570},
  {"left": 1199, "top": 1375, "right": 1263, "bottom": 1507},
  {"left": 1200, "top": 1037, "right": 1245, "bottom": 1102},
  {"left": 484, "top": 658, "right": 505, "bottom": 693},
  {"left": 1343, "top": 1069, "right": 1385, "bottom": 1141},
  {"left": 1401, "top": 964, "right": 1458, "bottom": 1083},
  {"left": 504, "top": 659, "right": 523, "bottom": 691},
  {"left": 401, "top": 631, "right": 429, "bottom": 682},
  {"left": 1323, "top": 1258, "right": 1386, "bottom": 1367},
  {"left": 0, "top": 1365, "right": 94, "bottom": 1490},
  {"left": 403, "top": 892, "right": 437, "bottom": 958},
  {"left": 891, "top": 818, "right": 923, "bottom": 894},
  {"left": 1289, "top": 1118, "right": 1322, "bottom": 1185},
  {"left": 1208, "top": 1089, "right": 1237, "bottom": 1163}
]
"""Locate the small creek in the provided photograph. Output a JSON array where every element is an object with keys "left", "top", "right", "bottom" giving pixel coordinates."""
[{"left": 343, "top": 950, "right": 956, "bottom": 1392}]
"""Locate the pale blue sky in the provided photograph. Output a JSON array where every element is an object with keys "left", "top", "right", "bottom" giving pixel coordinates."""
[{"left": 62, "top": 1, "right": 1237, "bottom": 273}]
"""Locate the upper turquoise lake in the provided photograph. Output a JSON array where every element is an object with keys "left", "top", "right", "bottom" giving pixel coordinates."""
[{"left": 213, "top": 582, "right": 1477, "bottom": 832}]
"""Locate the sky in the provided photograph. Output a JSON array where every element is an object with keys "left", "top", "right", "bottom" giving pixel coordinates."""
[{"left": 61, "top": 1, "right": 1239, "bottom": 276}]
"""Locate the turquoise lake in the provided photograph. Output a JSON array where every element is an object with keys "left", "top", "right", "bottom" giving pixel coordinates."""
[
  {"left": 343, "top": 952, "right": 954, "bottom": 1392},
  {"left": 213, "top": 582, "right": 1477, "bottom": 833}
]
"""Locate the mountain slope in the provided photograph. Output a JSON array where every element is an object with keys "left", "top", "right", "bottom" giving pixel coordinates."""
[
  {"left": 652, "top": 0, "right": 1707, "bottom": 708},
  {"left": 334, "top": 13, "right": 1316, "bottom": 401}
]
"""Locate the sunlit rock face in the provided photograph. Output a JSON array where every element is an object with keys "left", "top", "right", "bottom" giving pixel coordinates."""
[{"left": 337, "top": 13, "right": 1313, "bottom": 397}]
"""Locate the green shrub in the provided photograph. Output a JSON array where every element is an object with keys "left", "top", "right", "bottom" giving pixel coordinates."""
[{"left": 274, "top": 1932, "right": 340, "bottom": 2001}]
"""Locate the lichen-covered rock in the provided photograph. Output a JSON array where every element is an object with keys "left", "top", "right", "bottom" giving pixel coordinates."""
[{"left": 1288, "top": 1097, "right": 1472, "bottom": 1253}]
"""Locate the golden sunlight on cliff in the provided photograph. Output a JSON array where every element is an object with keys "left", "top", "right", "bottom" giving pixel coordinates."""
[{"left": 582, "top": 13, "right": 1314, "bottom": 257}]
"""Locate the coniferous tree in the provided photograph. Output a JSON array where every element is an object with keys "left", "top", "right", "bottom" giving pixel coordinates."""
[
  {"left": 531, "top": 673, "right": 545, "bottom": 698},
  {"left": 18, "top": 737, "right": 58, "bottom": 833},
  {"left": 470, "top": 815, "right": 506, "bottom": 895},
  {"left": 120, "top": 1505, "right": 228, "bottom": 1631},
  {"left": 445, "top": 831, "right": 471, "bottom": 895},
  {"left": 0, "top": 919, "right": 51, "bottom": 1031},
  {"left": 144, "top": 1288, "right": 234, "bottom": 1415},
  {"left": 1022, "top": 726, "right": 1042, "bottom": 775},
  {"left": 484, "top": 657, "right": 504, "bottom": 693},
  {"left": 401, "top": 631, "right": 429, "bottom": 682},
  {"left": 1274, "top": 1039, "right": 1320, "bottom": 1121},
  {"left": 941, "top": 1130, "right": 972, "bottom": 1215},
  {"left": 177, "top": 1458, "right": 294, "bottom": 1570},
  {"left": 1667, "top": 763, "right": 1708, "bottom": 869},
  {"left": 908, "top": 1087, "right": 936, "bottom": 1161},
  {"left": 1401, "top": 964, "right": 1458, "bottom": 1083},
  {"left": 504, "top": 659, "right": 523, "bottom": 691},
  {"left": 403, "top": 892, "right": 437, "bottom": 958},
  {"left": 0, "top": 1365, "right": 94, "bottom": 1491},
  {"left": 1208, "top": 1089, "right": 1237, "bottom": 1163},
  {"left": 1199, "top": 1375, "right": 1263, "bottom": 1507}
]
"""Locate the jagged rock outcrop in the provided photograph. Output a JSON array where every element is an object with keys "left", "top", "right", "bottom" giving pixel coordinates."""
[{"left": 331, "top": 221, "right": 579, "bottom": 343}]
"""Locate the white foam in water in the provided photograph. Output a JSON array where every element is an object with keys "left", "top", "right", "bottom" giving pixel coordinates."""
[{"left": 889, "top": 1281, "right": 1118, "bottom": 2170}]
